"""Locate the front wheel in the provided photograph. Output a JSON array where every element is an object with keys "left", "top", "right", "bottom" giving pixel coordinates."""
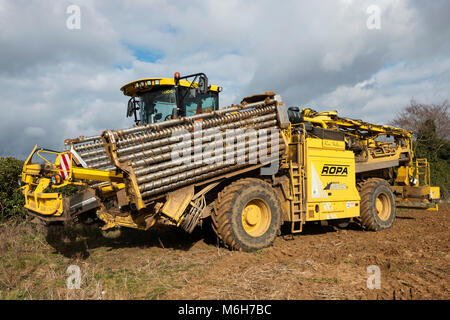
[{"left": 211, "top": 178, "right": 282, "bottom": 251}]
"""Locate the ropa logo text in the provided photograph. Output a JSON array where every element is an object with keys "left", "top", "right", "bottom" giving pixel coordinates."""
[{"left": 321, "top": 165, "right": 348, "bottom": 176}]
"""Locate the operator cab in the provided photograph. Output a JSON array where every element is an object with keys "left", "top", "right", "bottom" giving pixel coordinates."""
[{"left": 121, "top": 72, "right": 222, "bottom": 125}]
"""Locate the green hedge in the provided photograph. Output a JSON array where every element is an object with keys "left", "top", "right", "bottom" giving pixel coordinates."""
[{"left": 0, "top": 157, "right": 27, "bottom": 221}]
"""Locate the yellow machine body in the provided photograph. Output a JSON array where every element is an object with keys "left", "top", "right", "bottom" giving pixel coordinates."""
[
  {"left": 304, "top": 138, "right": 360, "bottom": 222},
  {"left": 21, "top": 145, "right": 124, "bottom": 219},
  {"left": 20, "top": 90, "right": 440, "bottom": 235}
]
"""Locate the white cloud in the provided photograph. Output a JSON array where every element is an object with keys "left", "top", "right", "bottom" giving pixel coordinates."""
[
  {"left": 307, "top": 58, "right": 450, "bottom": 124},
  {"left": 0, "top": 0, "right": 449, "bottom": 158}
]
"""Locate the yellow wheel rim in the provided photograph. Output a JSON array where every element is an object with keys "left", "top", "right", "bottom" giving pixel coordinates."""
[
  {"left": 376, "top": 193, "right": 391, "bottom": 221},
  {"left": 241, "top": 199, "right": 271, "bottom": 237}
]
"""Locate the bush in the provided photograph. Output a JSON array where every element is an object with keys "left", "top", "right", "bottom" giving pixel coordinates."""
[{"left": 0, "top": 157, "right": 28, "bottom": 221}]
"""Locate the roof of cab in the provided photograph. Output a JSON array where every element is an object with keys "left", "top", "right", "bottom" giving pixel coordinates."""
[{"left": 120, "top": 77, "right": 221, "bottom": 97}]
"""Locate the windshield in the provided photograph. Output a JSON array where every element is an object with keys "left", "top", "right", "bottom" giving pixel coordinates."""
[
  {"left": 139, "top": 87, "right": 177, "bottom": 124},
  {"left": 180, "top": 88, "right": 218, "bottom": 117},
  {"left": 137, "top": 86, "right": 219, "bottom": 124}
]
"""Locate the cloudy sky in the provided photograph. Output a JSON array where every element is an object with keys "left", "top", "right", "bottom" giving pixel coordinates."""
[{"left": 0, "top": 0, "right": 449, "bottom": 159}]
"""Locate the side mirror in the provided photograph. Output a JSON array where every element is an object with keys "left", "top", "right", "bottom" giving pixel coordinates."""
[
  {"left": 127, "top": 98, "right": 135, "bottom": 117},
  {"left": 198, "top": 75, "right": 208, "bottom": 94},
  {"left": 127, "top": 98, "right": 141, "bottom": 124}
]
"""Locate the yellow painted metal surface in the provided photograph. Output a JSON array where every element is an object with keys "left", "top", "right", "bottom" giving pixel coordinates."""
[
  {"left": 376, "top": 192, "right": 392, "bottom": 221},
  {"left": 23, "top": 179, "right": 64, "bottom": 216},
  {"left": 305, "top": 137, "right": 360, "bottom": 221},
  {"left": 71, "top": 167, "right": 123, "bottom": 182},
  {"left": 97, "top": 210, "right": 155, "bottom": 230},
  {"left": 392, "top": 185, "right": 440, "bottom": 201},
  {"left": 302, "top": 108, "right": 412, "bottom": 139},
  {"left": 21, "top": 147, "right": 124, "bottom": 218},
  {"left": 395, "top": 166, "right": 415, "bottom": 186},
  {"left": 120, "top": 77, "right": 221, "bottom": 97},
  {"left": 161, "top": 186, "right": 194, "bottom": 222},
  {"left": 21, "top": 147, "right": 64, "bottom": 216},
  {"left": 241, "top": 198, "right": 271, "bottom": 237}
]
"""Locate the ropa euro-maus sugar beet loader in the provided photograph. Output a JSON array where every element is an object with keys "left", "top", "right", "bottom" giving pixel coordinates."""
[{"left": 20, "top": 72, "right": 440, "bottom": 251}]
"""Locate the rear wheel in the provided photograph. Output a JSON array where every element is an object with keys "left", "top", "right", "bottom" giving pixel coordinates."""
[
  {"left": 358, "top": 178, "right": 396, "bottom": 231},
  {"left": 211, "top": 178, "right": 282, "bottom": 251}
]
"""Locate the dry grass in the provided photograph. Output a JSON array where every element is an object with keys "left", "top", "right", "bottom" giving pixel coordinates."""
[
  {"left": 0, "top": 222, "right": 197, "bottom": 299},
  {"left": 0, "top": 205, "right": 449, "bottom": 300}
]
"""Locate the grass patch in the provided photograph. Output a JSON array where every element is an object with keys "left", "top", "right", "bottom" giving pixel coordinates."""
[
  {"left": 312, "top": 277, "right": 340, "bottom": 284},
  {"left": 146, "top": 286, "right": 168, "bottom": 299}
]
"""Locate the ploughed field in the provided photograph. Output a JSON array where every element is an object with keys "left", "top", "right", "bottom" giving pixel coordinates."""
[{"left": 0, "top": 205, "right": 448, "bottom": 300}]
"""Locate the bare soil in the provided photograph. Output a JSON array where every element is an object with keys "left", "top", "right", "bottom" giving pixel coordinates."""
[{"left": 0, "top": 205, "right": 449, "bottom": 300}]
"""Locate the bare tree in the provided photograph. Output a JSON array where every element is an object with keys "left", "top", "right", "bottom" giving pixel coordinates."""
[
  {"left": 390, "top": 100, "right": 449, "bottom": 161},
  {"left": 390, "top": 100, "right": 449, "bottom": 140}
]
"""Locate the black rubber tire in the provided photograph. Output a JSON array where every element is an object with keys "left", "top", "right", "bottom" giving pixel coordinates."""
[
  {"left": 358, "top": 178, "right": 396, "bottom": 231},
  {"left": 211, "top": 178, "right": 282, "bottom": 252}
]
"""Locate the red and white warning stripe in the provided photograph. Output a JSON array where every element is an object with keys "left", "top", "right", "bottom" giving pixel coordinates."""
[{"left": 59, "top": 153, "right": 71, "bottom": 179}]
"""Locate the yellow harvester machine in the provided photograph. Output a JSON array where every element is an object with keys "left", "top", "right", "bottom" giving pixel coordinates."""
[{"left": 20, "top": 73, "right": 440, "bottom": 251}]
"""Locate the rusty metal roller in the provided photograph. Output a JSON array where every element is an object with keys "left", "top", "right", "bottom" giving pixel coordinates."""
[
  {"left": 140, "top": 145, "right": 285, "bottom": 199},
  {"left": 120, "top": 117, "right": 277, "bottom": 166},
  {"left": 132, "top": 120, "right": 278, "bottom": 176},
  {"left": 112, "top": 105, "right": 276, "bottom": 149},
  {"left": 136, "top": 131, "right": 281, "bottom": 185}
]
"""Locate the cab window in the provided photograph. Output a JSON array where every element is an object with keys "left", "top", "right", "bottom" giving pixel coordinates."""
[
  {"left": 139, "top": 87, "right": 177, "bottom": 123},
  {"left": 182, "top": 89, "right": 218, "bottom": 117}
]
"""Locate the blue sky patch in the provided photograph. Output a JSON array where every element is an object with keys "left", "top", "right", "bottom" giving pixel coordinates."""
[{"left": 121, "top": 41, "right": 164, "bottom": 63}]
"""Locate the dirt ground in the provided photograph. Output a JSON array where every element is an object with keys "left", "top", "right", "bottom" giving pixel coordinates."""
[{"left": 0, "top": 205, "right": 449, "bottom": 300}]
